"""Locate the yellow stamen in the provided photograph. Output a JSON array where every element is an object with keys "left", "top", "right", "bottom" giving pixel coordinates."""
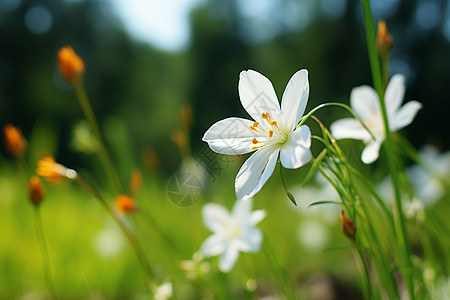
[
  {"left": 252, "top": 138, "right": 259, "bottom": 144},
  {"left": 253, "top": 122, "right": 259, "bottom": 127},
  {"left": 268, "top": 130, "right": 273, "bottom": 137}
]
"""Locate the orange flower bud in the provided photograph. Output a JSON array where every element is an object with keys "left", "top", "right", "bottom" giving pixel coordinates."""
[
  {"left": 140, "top": 147, "right": 160, "bottom": 171},
  {"left": 180, "top": 104, "right": 193, "bottom": 128},
  {"left": 29, "top": 175, "right": 45, "bottom": 206},
  {"left": 376, "top": 20, "right": 393, "bottom": 56},
  {"left": 3, "top": 124, "right": 26, "bottom": 157},
  {"left": 57, "top": 45, "right": 85, "bottom": 84},
  {"left": 115, "top": 194, "right": 137, "bottom": 214},
  {"left": 130, "top": 168, "right": 142, "bottom": 196},
  {"left": 170, "top": 130, "right": 186, "bottom": 149},
  {"left": 340, "top": 210, "right": 356, "bottom": 239},
  {"left": 36, "top": 156, "right": 77, "bottom": 183}
]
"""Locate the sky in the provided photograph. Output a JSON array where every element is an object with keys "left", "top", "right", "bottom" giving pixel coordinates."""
[{"left": 111, "top": 0, "right": 203, "bottom": 52}]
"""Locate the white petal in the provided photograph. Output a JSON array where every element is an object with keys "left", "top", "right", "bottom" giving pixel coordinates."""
[
  {"left": 249, "top": 209, "right": 266, "bottom": 226},
  {"left": 350, "top": 86, "right": 380, "bottom": 119},
  {"left": 202, "top": 203, "right": 230, "bottom": 232},
  {"left": 280, "top": 69, "right": 309, "bottom": 132},
  {"left": 385, "top": 74, "right": 406, "bottom": 117},
  {"left": 390, "top": 101, "right": 422, "bottom": 131},
  {"left": 202, "top": 117, "right": 256, "bottom": 155},
  {"left": 238, "top": 227, "right": 263, "bottom": 253},
  {"left": 238, "top": 70, "right": 281, "bottom": 123},
  {"left": 361, "top": 136, "right": 385, "bottom": 164},
  {"left": 218, "top": 242, "right": 240, "bottom": 272},
  {"left": 231, "top": 198, "right": 252, "bottom": 223},
  {"left": 330, "top": 118, "right": 372, "bottom": 141},
  {"left": 235, "top": 146, "right": 280, "bottom": 199},
  {"left": 280, "top": 125, "right": 312, "bottom": 169},
  {"left": 201, "top": 234, "right": 226, "bottom": 257}
]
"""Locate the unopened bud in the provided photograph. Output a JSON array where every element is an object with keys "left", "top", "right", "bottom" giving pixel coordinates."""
[
  {"left": 170, "top": 130, "right": 186, "bottom": 149},
  {"left": 180, "top": 104, "right": 193, "bottom": 128},
  {"left": 340, "top": 210, "right": 356, "bottom": 239},
  {"left": 130, "top": 168, "right": 142, "bottom": 196},
  {"left": 57, "top": 45, "right": 85, "bottom": 84},
  {"left": 115, "top": 194, "right": 137, "bottom": 214},
  {"left": 3, "top": 124, "right": 26, "bottom": 157},
  {"left": 376, "top": 20, "right": 393, "bottom": 56},
  {"left": 29, "top": 175, "right": 45, "bottom": 206}
]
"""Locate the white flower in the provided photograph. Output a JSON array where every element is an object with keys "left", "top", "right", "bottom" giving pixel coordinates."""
[
  {"left": 407, "top": 145, "right": 450, "bottom": 205},
  {"left": 200, "top": 198, "right": 266, "bottom": 272},
  {"left": 203, "top": 69, "right": 312, "bottom": 198},
  {"left": 331, "top": 75, "right": 422, "bottom": 164},
  {"left": 154, "top": 282, "right": 173, "bottom": 300},
  {"left": 297, "top": 219, "right": 329, "bottom": 253},
  {"left": 93, "top": 221, "right": 124, "bottom": 258}
]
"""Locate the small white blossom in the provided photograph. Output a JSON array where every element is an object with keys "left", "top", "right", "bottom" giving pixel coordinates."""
[
  {"left": 203, "top": 69, "right": 312, "bottom": 198},
  {"left": 200, "top": 198, "right": 266, "bottom": 272},
  {"left": 331, "top": 75, "right": 422, "bottom": 164},
  {"left": 154, "top": 282, "right": 173, "bottom": 300},
  {"left": 407, "top": 145, "right": 450, "bottom": 205}
]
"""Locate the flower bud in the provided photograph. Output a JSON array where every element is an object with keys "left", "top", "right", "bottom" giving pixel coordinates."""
[
  {"left": 115, "top": 194, "right": 137, "bottom": 214},
  {"left": 180, "top": 104, "right": 193, "bottom": 128},
  {"left": 36, "top": 156, "right": 77, "bottom": 183},
  {"left": 3, "top": 124, "right": 26, "bottom": 157},
  {"left": 170, "top": 130, "right": 186, "bottom": 149},
  {"left": 57, "top": 45, "right": 85, "bottom": 84},
  {"left": 130, "top": 168, "right": 142, "bottom": 196},
  {"left": 376, "top": 20, "right": 393, "bottom": 56},
  {"left": 340, "top": 210, "right": 356, "bottom": 239},
  {"left": 29, "top": 175, "right": 45, "bottom": 206}
]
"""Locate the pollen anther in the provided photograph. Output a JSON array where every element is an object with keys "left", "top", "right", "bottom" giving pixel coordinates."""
[{"left": 252, "top": 138, "right": 259, "bottom": 144}]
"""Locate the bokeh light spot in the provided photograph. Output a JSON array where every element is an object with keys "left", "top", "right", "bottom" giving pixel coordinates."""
[
  {"left": 415, "top": 0, "right": 441, "bottom": 31},
  {"left": 24, "top": 5, "right": 53, "bottom": 35},
  {"left": 321, "top": 0, "right": 347, "bottom": 19}
]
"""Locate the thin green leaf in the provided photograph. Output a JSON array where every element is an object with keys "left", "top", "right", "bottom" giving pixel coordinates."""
[
  {"left": 308, "top": 200, "right": 341, "bottom": 207},
  {"left": 301, "top": 148, "right": 327, "bottom": 187}
]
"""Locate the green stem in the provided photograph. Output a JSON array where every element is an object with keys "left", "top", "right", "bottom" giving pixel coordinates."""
[
  {"left": 262, "top": 233, "right": 298, "bottom": 300},
  {"left": 73, "top": 81, "right": 123, "bottom": 195},
  {"left": 75, "top": 176, "right": 155, "bottom": 292},
  {"left": 298, "top": 102, "right": 376, "bottom": 141},
  {"left": 34, "top": 208, "right": 58, "bottom": 299},
  {"left": 136, "top": 210, "right": 182, "bottom": 260},
  {"left": 319, "top": 162, "right": 399, "bottom": 298},
  {"left": 352, "top": 240, "right": 374, "bottom": 300},
  {"left": 381, "top": 53, "right": 390, "bottom": 89},
  {"left": 279, "top": 166, "right": 297, "bottom": 205},
  {"left": 361, "top": 1, "right": 415, "bottom": 298}
]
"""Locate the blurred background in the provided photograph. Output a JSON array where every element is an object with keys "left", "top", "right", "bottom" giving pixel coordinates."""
[
  {"left": 1, "top": 0, "right": 449, "bottom": 172},
  {"left": 1, "top": 0, "right": 450, "bottom": 299}
]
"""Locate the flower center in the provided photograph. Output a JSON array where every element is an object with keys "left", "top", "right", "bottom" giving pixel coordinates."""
[
  {"left": 362, "top": 110, "right": 384, "bottom": 137},
  {"left": 221, "top": 219, "right": 242, "bottom": 239},
  {"left": 249, "top": 112, "right": 287, "bottom": 150}
]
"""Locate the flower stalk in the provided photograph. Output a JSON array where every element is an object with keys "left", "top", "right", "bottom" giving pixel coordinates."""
[
  {"left": 33, "top": 207, "right": 58, "bottom": 299},
  {"left": 75, "top": 175, "right": 155, "bottom": 293},
  {"left": 361, "top": 0, "right": 415, "bottom": 298},
  {"left": 73, "top": 81, "right": 123, "bottom": 195}
]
